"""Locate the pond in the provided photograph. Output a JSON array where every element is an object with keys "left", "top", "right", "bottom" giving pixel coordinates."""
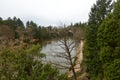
[{"left": 41, "top": 39, "right": 76, "bottom": 73}]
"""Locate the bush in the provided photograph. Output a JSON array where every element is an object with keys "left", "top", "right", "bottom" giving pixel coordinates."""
[{"left": 0, "top": 45, "right": 68, "bottom": 80}]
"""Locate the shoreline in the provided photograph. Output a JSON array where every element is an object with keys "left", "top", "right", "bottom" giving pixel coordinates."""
[{"left": 67, "top": 40, "right": 84, "bottom": 77}]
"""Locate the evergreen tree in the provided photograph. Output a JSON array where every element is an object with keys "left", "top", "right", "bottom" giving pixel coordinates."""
[
  {"left": 97, "top": 0, "right": 120, "bottom": 79},
  {"left": 13, "top": 17, "right": 24, "bottom": 28},
  {"left": 85, "top": 0, "right": 113, "bottom": 79},
  {"left": 13, "top": 16, "right": 17, "bottom": 21},
  {"left": 0, "top": 17, "right": 3, "bottom": 24},
  {"left": 17, "top": 18, "right": 24, "bottom": 28},
  {"left": 26, "top": 21, "right": 30, "bottom": 27},
  {"left": 26, "top": 21, "right": 39, "bottom": 39},
  {"left": 3, "top": 17, "right": 16, "bottom": 29}
]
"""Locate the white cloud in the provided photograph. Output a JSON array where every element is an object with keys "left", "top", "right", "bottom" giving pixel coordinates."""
[{"left": 0, "top": 0, "right": 96, "bottom": 26}]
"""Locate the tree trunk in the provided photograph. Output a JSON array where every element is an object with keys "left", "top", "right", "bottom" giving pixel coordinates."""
[{"left": 65, "top": 40, "right": 77, "bottom": 80}]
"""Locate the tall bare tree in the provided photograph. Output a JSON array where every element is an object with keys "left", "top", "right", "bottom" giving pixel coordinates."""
[
  {"left": 50, "top": 28, "right": 77, "bottom": 80},
  {"left": 60, "top": 38, "right": 77, "bottom": 80}
]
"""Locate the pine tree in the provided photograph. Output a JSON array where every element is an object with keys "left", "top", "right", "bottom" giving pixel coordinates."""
[
  {"left": 0, "top": 17, "right": 3, "bottom": 24},
  {"left": 85, "top": 0, "right": 113, "bottom": 79},
  {"left": 97, "top": 0, "right": 120, "bottom": 79},
  {"left": 17, "top": 18, "right": 24, "bottom": 28},
  {"left": 26, "top": 21, "right": 39, "bottom": 39}
]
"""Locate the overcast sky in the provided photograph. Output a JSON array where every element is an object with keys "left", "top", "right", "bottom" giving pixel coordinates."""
[{"left": 0, "top": 0, "right": 96, "bottom": 26}]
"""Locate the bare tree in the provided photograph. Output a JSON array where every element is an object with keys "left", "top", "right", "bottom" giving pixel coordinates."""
[
  {"left": 50, "top": 28, "right": 77, "bottom": 80},
  {"left": 60, "top": 38, "right": 77, "bottom": 80},
  {"left": 42, "top": 26, "right": 84, "bottom": 80}
]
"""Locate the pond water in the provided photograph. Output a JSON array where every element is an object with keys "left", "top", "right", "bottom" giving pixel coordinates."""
[{"left": 41, "top": 40, "right": 76, "bottom": 73}]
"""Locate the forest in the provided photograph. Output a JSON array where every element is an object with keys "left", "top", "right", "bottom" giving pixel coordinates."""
[{"left": 0, "top": 0, "right": 120, "bottom": 80}]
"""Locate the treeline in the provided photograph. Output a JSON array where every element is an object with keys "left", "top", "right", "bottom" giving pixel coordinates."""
[
  {"left": 0, "top": 17, "right": 67, "bottom": 42},
  {"left": 0, "top": 16, "right": 86, "bottom": 49},
  {"left": 85, "top": 0, "right": 120, "bottom": 80}
]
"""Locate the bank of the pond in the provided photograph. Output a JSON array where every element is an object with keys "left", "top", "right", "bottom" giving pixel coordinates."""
[{"left": 67, "top": 40, "right": 85, "bottom": 79}]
